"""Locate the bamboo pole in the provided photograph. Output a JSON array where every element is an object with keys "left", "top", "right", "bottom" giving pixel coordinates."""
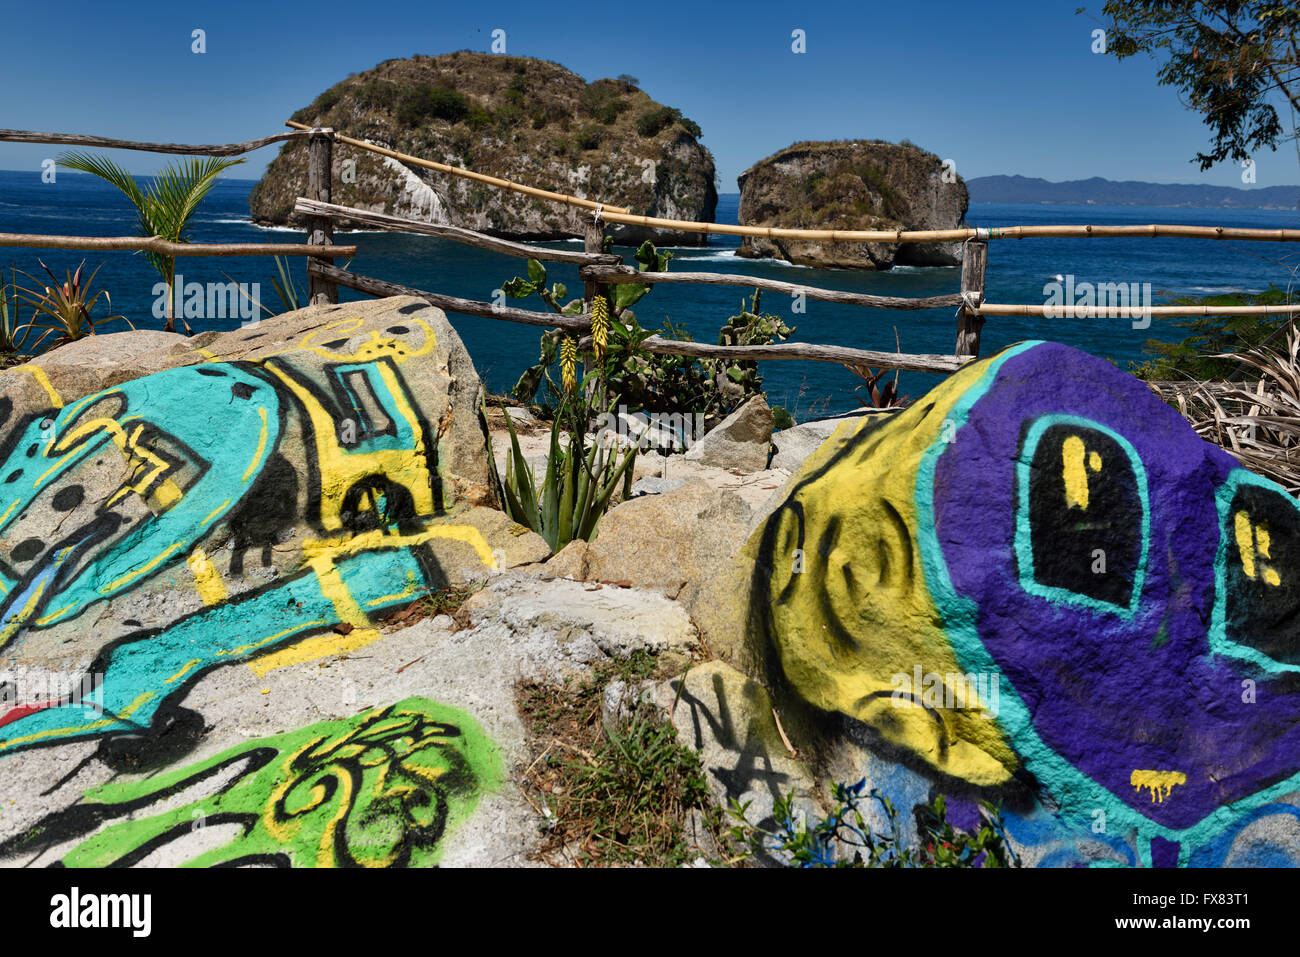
[
  {"left": 0, "top": 128, "right": 311, "bottom": 156},
  {"left": 976, "top": 302, "right": 1300, "bottom": 318},
  {"left": 294, "top": 199, "right": 621, "bottom": 265},
  {"left": 0, "top": 233, "right": 355, "bottom": 257},
  {"left": 285, "top": 120, "right": 629, "bottom": 216},
  {"left": 580, "top": 263, "right": 962, "bottom": 310},
  {"left": 591, "top": 214, "right": 1300, "bottom": 244}
]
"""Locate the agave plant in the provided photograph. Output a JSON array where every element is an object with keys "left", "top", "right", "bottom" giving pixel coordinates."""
[
  {"left": 17, "top": 259, "right": 132, "bottom": 353},
  {"left": 59, "top": 151, "right": 244, "bottom": 334},
  {"left": 490, "top": 396, "right": 638, "bottom": 552}
]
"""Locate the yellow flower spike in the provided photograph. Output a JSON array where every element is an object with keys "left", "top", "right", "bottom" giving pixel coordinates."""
[
  {"left": 560, "top": 337, "right": 578, "bottom": 395},
  {"left": 591, "top": 295, "right": 609, "bottom": 363}
]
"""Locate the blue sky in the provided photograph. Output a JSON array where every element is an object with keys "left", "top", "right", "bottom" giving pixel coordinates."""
[{"left": 1, "top": 0, "right": 1295, "bottom": 190}]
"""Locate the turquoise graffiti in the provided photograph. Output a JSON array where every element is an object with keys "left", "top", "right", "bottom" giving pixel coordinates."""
[{"left": 0, "top": 316, "right": 497, "bottom": 761}]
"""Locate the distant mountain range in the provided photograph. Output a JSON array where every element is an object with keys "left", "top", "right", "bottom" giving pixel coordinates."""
[{"left": 968, "top": 175, "right": 1299, "bottom": 210}]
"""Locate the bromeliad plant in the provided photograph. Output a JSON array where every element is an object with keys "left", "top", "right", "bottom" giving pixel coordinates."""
[
  {"left": 16, "top": 260, "right": 132, "bottom": 354},
  {"left": 60, "top": 151, "right": 244, "bottom": 334},
  {"left": 490, "top": 270, "right": 640, "bottom": 550}
]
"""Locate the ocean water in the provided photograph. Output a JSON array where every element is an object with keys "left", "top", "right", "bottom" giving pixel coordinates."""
[{"left": 2, "top": 170, "right": 1297, "bottom": 420}]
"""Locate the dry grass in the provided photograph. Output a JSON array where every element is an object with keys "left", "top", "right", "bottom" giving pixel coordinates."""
[
  {"left": 515, "top": 651, "right": 725, "bottom": 867},
  {"left": 1149, "top": 324, "right": 1300, "bottom": 493}
]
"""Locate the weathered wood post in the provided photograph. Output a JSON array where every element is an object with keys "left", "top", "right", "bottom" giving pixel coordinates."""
[
  {"left": 583, "top": 210, "right": 605, "bottom": 309},
  {"left": 583, "top": 210, "right": 606, "bottom": 405},
  {"left": 306, "top": 128, "right": 337, "bottom": 306},
  {"left": 955, "top": 239, "right": 987, "bottom": 358}
]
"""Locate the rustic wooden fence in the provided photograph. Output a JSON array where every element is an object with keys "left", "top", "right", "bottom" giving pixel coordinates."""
[{"left": 3, "top": 124, "right": 1300, "bottom": 380}]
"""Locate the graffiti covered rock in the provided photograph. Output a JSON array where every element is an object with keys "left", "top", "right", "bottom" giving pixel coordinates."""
[
  {"left": 729, "top": 340, "right": 1300, "bottom": 866},
  {"left": 0, "top": 297, "right": 529, "bottom": 765}
]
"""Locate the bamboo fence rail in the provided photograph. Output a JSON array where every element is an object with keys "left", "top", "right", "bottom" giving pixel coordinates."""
[
  {"left": 285, "top": 121, "right": 628, "bottom": 216},
  {"left": 976, "top": 302, "right": 1300, "bottom": 318},
  {"left": 294, "top": 199, "right": 620, "bottom": 265},
  {"left": 3, "top": 123, "right": 1299, "bottom": 375},
  {"left": 0, "top": 232, "right": 354, "bottom": 257},
  {"left": 0, "top": 128, "right": 311, "bottom": 156}
]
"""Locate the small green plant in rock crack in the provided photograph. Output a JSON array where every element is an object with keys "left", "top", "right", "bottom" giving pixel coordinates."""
[
  {"left": 517, "top": 651, "right": 725, "bottom": 867},
  {"left": 729, "top": 781, "right": 1020, "bottom": 868}
]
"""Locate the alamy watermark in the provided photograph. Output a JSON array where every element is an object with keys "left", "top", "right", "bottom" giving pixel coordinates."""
[
  {"left": 153, "top": 274, "right": 260, "bottom": 324},
  {"left": 1043, "top": 274, "right": 1152, "bottom": 330},
  {"left": 0, "top": 667, "right": 104, "bottom": 715},
  {"left": 891, "top": 665, "right": 1000, "bottom": 719},
  {"left": 594, "top": 405, "right": 706, "bottom": 452}
]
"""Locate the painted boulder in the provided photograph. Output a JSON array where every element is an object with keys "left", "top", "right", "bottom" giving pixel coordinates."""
[
  {"left": 746, "top": 340, "right": 1300, "bottom": 866},
  {"left": 0, "top": 297, "right": 546, "bottom": 765}
]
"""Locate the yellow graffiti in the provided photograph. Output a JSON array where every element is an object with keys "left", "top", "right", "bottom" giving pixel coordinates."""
[
  {"left": 187, "top": 546, "right": 228, "bottom": 605},
  {"left": 0, "top": 691, "right": 154, "bottom": 752},
  {"left": 241, "top": 407, "right": 270, "bottom": 483},
  {"left": 45, "top": 415, "right": 183, "bottom": 512},
  {"left": 248, "top": 522, "right": 497, "bottom": 676},
  {"left": 364, "top": 573, "right": 422, "bottom": 608},
  {"left": 1131, "top": 769, "right": 1187, "bottom": 803},
  {"left": 165, "top": 659, "right": 203, "bottom": 685},
  {"left": 199, "top": 499, "right": 230, "bottom": 530},
  {"left": 756, "top": 357, "right": 1021, "bottom": 787},
  {"left": 0, "top": 578, "right": 48, "bottom": 645},
  {"left": 219, "top": 620, "right": 332, "bottom": 659},
  {"left": 1235, "top": 511, "right": 1282, "bottom": 586},
  {"left": 9, "top": 363, "right": 64, "bottom": 409},
  {"left": 99, "top": 541, "right": 185, "bottom": 594},
  {"left": 264, "top": 360, "right": 434, "bottom": 533},
  {"left": 1062, "top": 435, "right": 1101, "bottom": 510},
  {"left": 273, "top": 316, "right": 437, "bottom": 366}
]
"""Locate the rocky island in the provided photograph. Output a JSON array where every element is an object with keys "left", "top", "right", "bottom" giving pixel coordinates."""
[
  {"left": 249, "top": 51, "right": 718, "bottom": 245},
  {"left": 736, "top": 139, "right": 969, "bottom": 269}
]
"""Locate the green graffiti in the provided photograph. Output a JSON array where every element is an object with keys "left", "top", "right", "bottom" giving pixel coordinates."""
[{"left": 46, "top": 698, "right": 501, "bottom": 868}]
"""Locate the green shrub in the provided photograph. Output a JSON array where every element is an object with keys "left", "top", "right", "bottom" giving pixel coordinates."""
[
  {"left": 355, "top": 79, "right": 401, "bottom": 111},
  {"left": 1131, "top": 286, "right": 1297, "bottom": 381},
  {"left": 579, "top": 80, "right": 630, "bottom": 125},
  {"left": 395, "top": 84, "right": 471, "bottom": 126},
  {"left": 574, "top": 126, "right": 603, "bottom": 151},
  {"left": 729, "top": 781, "right": 1020, "bottom": 868},
  {"left": 635, "top": 107, "right": 674, "bottom": 137}
]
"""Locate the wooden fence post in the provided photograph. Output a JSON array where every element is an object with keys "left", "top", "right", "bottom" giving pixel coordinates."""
[
  {"left": 955, "top": 240, "right": 987, "bottom": 358},
  {"left": 584, "top": 212, "right": 606, "bottom": 366},
  {"left": 583, "top": 214, "right": 605, "bottom": 307},
  {"left": 307, "top": 129, "right": 337, "bottom": 306}
]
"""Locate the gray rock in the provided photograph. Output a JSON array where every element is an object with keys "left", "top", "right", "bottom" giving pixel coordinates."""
[
  {"left": 646, "top": 660, "right": 819, "bottom": 859},
  {"left": 736, "top": 140, "right": 968, "bottom": 269},
  {"left": 460, "top": 573, "right": 699, "bottom": 658},
  {"left": 770, "top": 409, "right": 897, "bottom": 471},
  {"left": 630, "top": 476, "right": 686, "bottom": 498},
  {"left": 684, "top": 395, "right": 774, "bottom": 473}
]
